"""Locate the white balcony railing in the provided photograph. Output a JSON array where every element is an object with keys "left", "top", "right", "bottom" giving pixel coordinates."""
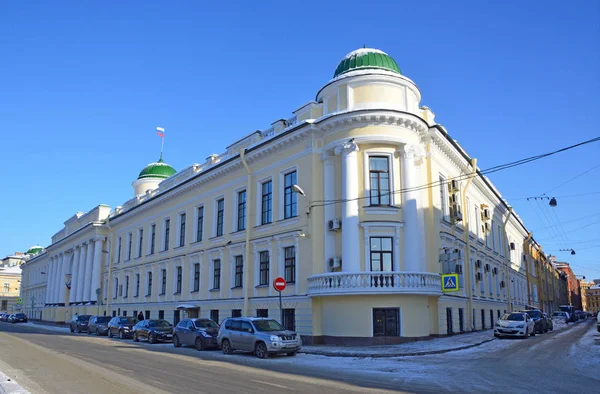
[{"left": 307, "top": 272, "right": 443, "bottom": 296}]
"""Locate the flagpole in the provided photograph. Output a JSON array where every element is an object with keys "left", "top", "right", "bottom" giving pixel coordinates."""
[{"left": 160, "top": 134, "right": 164, "bottom": 161}]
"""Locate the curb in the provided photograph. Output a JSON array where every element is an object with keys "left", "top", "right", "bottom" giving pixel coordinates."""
[
  {"left": 0, "top": 370, "right": 30, "bottom": 394},
  {"left": 299, "top": 338, "right": 497, "bottom": 358}
]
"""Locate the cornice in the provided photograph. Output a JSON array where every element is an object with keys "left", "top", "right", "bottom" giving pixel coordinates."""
[{"left": 315, "top": 110, "right": 428, "bottom": 136}]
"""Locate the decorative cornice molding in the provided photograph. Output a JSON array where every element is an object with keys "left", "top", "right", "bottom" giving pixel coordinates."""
[{"left": 315, "top": 110, "right": 428, "bottom": 135}]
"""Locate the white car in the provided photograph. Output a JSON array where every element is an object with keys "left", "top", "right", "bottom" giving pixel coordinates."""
[{"left": 494, "top": 312, "right": 535, "bottom": 338}]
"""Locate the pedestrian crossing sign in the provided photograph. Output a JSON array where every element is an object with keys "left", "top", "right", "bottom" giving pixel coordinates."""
[
  {"left": 16, "top": 298, "right": 22, "bottom": 305},
  {"left": 442, "top": 274, "right": 459, "bottom": 292}
]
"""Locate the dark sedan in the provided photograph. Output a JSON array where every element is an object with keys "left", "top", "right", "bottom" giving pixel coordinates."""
[
  {"left": 522, "top": 310, "right": 547, "bottom": 334},
  {"left": 69, "top": 314, "right": 91, "bottom": 333},
  {"left": 88, "top": 316, "right": 111, "bottom": 336},
  {"left": 173, "top": 318, "right": 220, "bottom": 350},
  {"left": 11, "top": 313, "right": 27, "bottom": 323},
  {"left": 107, "top": 316, "right": 138, "bottom": 339},
  {"left": 133, "top": 319, "right": 173, "bottom": 343}
]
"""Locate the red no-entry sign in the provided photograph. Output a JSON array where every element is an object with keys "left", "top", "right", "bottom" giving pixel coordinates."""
[{"left": 273, "top": 277, "right": 287, "bottom": 292}]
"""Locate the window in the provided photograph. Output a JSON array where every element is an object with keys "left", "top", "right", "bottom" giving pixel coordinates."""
[
  {"left": 259, "top": 251, "right": 269, "bottom": 286},
  {"left": 123, "top": 311, "right": 127, "bottom": 317},
  {"left": 150, "top": 224, "right": 156, "bottom": 254},
  {"left": 127, "top": 233, "right": 132, "bottom": 260},
  {"left": 175, "top": 266, "right": 182, "bottom": 294},
  {"left": 373, "top": 308, "right": 399, "bottom": 336},
  {"left": 196, "top": 206, "right": 204, "bottom": 242},
  {"left": 491, "top": 220, "right": 496, "bottom": 251},
  {"left": 210, "top": 309, "right": 219, "bottom": 323},
  {"left": 284, "top": 246, "right": 295, "bottom": 283},
  {"left": 490, "top": 310, "right": 494, "bottom": 327},
  {"left": 284, "top": 171, "right": 298, "bottom": 219},
  {"left": 261, "top": 180, "right": 273, "bottom": 224},
  {"left": 282, "top": 308, "right": 295, "bottom": 331},
  {"left": 237, "top": 190, "right": 246, "bottom": 231},
  {"left": 138, "top": 229, "right": 143, "bottom": 258},
  {"left": 213, "top": 259, "right": 221, "bottom": 290},
  {"left": 474, "top": 205, "right": 481, "bottom": 239},
  {"left": 147, "top": 272, "right": 152, "bottom": 296},
  {"left": 497, "top": 225, "right": 503, "bottom": 255},
  {"left": 369, "top": 156, "right": 390, "bottom": 205},
  {"left": 158, "top": 310, "right": 164, "bottom": 320},
  {"left": 1, "top": 300, "right": 7, "bottom": 310},
  {"left": 193, "top": 263, "right": 200, "bottom": 292},
  {"left": 179, "top": 213, "right": 186, "bottom": 247},
  {"left": 370, "top": 237, "right": 393, "bottom": 271},
  {"left": 161, "top": 269, "right": 167, "bottom": 295},
  {"left": 231, "top": 309, "right": 242, "bottom": 318},
  {"left": 439, "top": 175, "right": 449, "bottom": 221},
  {"left": 216, "top": 199, "right": 224, "bottom": 237},
  {"left": 458, "top": 308, "right": 465, "bottom": 332},
  {"left": 481, "top": 309, "right": 486, "bottom": 329},
  {"left": 135, "top": 274, "right": 140, "bottom": 297},
  {"left": 234, "top": 255, "right": 243, "bottom": 288},
  {"left": 117, "top": 237, "right": 122, "bottom": 263},
  {"left": 145, "top": 310, "right": 150, "bottom": 319},
  {"left": 164, "top": 219, "right": 170, "bottom": 250},
  {"left": 256, "top": 309, "right": 268, "bottom": 318},
  {"left": 113, "top": 278, "right": 119, "bottom": 298},
  {"left": 124, "top": 275, "right": 129, "bottom": 298},
  {"left": 446, "top": 307, "right": 453, "bottom": 334}
]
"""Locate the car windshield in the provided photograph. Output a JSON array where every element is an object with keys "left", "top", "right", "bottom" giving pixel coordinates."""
[
  {"left": 120, "top": 317, "right": 137, "bottom": 324},
  {"left": 501, "top": 313, "right": 524, "bottom": 321},
  {"left": 97, "top": 317, "right": 111, "bottom": 323},
  {"left": 252, "top": 319, "right": 284, "bottom": 331},
  {"left": 524, "top": 310, "right": 541, "bottom": 318},
  {"left": 553, "top": 312, "right": 566, "bottom": 316},
  {"left": 194, "top": 319, "right": 218, "bottom": 329},
  {"left": 149, "top": 320, "right": 171, "bottom": 328},
  {"left": 78, "top": 315, "right": 90, "bottom": 321}
]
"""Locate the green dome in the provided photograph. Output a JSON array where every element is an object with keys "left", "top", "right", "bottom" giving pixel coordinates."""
[
  {"left": 26, "top": 246, "right": 43, "bottom": 255},
  {"left": 137, "top": 158, "right": 177, "bottom": 180},
  {"left": 334, "top": 48, "right": 401, "bottom": 78}
]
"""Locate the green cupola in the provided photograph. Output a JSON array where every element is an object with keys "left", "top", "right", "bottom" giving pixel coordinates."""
[
  {"left": 26, "top": 245, "right": 44, "bottom": 255},
  {"left": 137, "top": 158, "right": 177, "bottom": 180},
  {"left": 333, "top": 48, "right": 401, "bottom": 78}
]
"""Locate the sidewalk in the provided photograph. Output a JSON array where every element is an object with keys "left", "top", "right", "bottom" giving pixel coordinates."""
[
  {"left": 0, "top": 370, "right": 29, "bottom": 394},
  {"left": 300, "top": 330, "right": 496, "bottom": 358}
]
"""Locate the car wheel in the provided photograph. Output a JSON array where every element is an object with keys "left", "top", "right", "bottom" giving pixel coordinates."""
[
  {"left": 149, "top": 333, "right": 157, "bottom": 344},
  {"left": 133, "top": 333, "right": 139, "bottom": 342},
  {"left": 494, "top": 333, "right": 499, "bottom": 338},
  {"left": 173, "top": 335, "right": 181, "bottom": 348},
  {"left": 255, "top": 342, "right": 269, "bottom": 359},
  {"left": 286, "top": 351, "right": 298, "bottom": 357},
  {"left": 96, "top": 329, "right": 100, "bottom": 336},
  {"left": 195, "top": 337, "right": 205, "bottom": 351},
  {"left": 119, "top": 330, "right": 125, "bottom": 340},
  {"left": 221, "top": 339, "right": 233, "bottom": 354},
  {"left": 70, "top": 326, "right": 74, "bottom": 333},
  {"left": 523, "top": 329, "right": 528, "bottom": 339},
  {"left": 77, "top": 326, "right": 81, "bottom": 333},
  {"left": 108, "top": 329, "right": 113, "bottom": 338},
  {"left": 531, "top": 329, "right": 536, "bottom": 337},
  {"left": 87, "top": 328, "right": 92, "bottom": 335}
]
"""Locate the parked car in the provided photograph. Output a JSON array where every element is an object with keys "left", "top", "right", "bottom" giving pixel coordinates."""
[
  {"left": 11, "top": 313, "right": 27, "bottom": 323},
  {"left": 69, "top": 314, "right": 91, "bottom": 333},
  {"left": 107, "top": 316, "right": 138, "bottom": 339},
  {"left": 597, "top": 312, "right": 600, "bottom": 333},
  {"left": 132, "top": 319, "right": 173, "bottom": 343},
  {"left": 552, "top": 311, "right": 569, "bottom": 324},
  {"left": 521, "top": 309, "right": 547, "bottom": 334},
  {"left": 0, "top": 313, "right": 8, "bottom": 322},
  {"left": 173, "top": 318, "right": 220, "bottom": 350},
  {"left": 217, "top": 317, "right": 302, "bottom": 358},
  {"left": 542, "top": 312, "right": 553, "bottom": 331},
  {"left": 494, "top": 312, "right": 535, "bottom": 339},
  {"left": 88, "top": 316, "right": 111, "bottom": 336},
  {"left": 6, "top": 314, "right": 15, "bottom": 323}
]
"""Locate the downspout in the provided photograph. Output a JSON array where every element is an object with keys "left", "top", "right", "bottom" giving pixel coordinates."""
[
  {"left": 524, "top": 232, "right": 532, "bottom": 307},
  {"left": 240, "top": 149, "right": 253, "bottom": 317},
  {"left": 502, "top": 207, "right": 513, "bottom": 312},
  {"left": 461, "top": 159, "right": 477, "bottom": 331},
  {"left": 104, "top": 216, "right": 114, "bottom": 316}
]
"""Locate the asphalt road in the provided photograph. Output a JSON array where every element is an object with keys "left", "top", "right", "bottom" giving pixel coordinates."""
[{"left": 0, "top": 320, "right": 598, "bottom": 394}]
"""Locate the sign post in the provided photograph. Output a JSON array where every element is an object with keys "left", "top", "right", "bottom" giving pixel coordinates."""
[{"left": 273, "top": 277, "right": 287, "bottom": 325}]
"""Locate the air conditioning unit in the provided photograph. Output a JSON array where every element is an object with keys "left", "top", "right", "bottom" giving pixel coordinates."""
[
  {"left": 500, "top": 280, "right": 506, "bottom": 288},
  {"left": 510, "top": 242, "right": 516, "bottom": 250},
  {"left": 492, "top": 267, "right": 498, "bottom": 275},
  {"left": 481, "top": 206, "right": 491, "bottom": 221},
  {"left": 455, "top": 264, "right": 463, "bottom": 274},
  {"left": 484, "top": 263, "right": 490, "bottom": 272},
  {"left": 328, "top": 219, "right": 341, "bottom": 231},
  {"left": 449, "top": 193, "right": 459, "bottom": 205},
  {"left": 476, "top": 272, "right": 483, "bottom": 281},
  {"left": 449, "top": 179, "right": 460, "bottom": 192},
  {"left": 328, "top": 257, "right": 342, "bottom": 269},
  {"left": 482, "top": 222, "right": 491, "bottom": 233},
  {"left": 475, "top": 260, "right": 482, "bottom": 269},
  {"left": 450, "top": 204, "right": 463, "bottom": 223}
]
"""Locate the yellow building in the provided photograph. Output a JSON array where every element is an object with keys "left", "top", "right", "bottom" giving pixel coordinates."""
[
  {"left": 581, "top": 280, "right": 594, "bottom": 312},
  {"left": 22, "top": 47, "right": 546, "bottom": 343},
  {"left": 0, "top": 265, "right": 23, "bottom": 313},
  {"left": 585, "top": 286, "right": 600, "bottom": 315}
]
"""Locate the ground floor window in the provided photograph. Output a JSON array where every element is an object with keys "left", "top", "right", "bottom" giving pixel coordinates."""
[
  {"left": 158, "top": 310, "right": 164, "bottom": 320},
  {"left": 173, "top": 310, "right": 180, "bottom": 325},
  {"left": 446, "top": 307, "right": 453, "bottom": 334},
  {"left": 489, "top": 310, "right": 494, "bottom": 327},
  {"left": 497, "top": 310, "right": 501, "bottom": 319},
  {"left": 481, "top": 309, "right": 486, "bottom": 329},
  {"left": 231, "top": 309, "right": 242, "bottom": 318},
  {"left": 145, "top": 310, "right": 150, "bottom": 320},
  {"left": 282, "top": 308, "right": 295, "bottom": 331},
  {"left": 373, "top": 308, "right": 399, "bottom": 336},
  {"left": 256, "top": 309, "right": 268, "bottom": 317},
  {"left": 123, "top": 311, "right": 127, "bottom": 317},
  {"left": 133, "top": 310, "right": 137, "bottom": 318},
  {"left": 458, "top": 308, "right": 464, "bottom": 332},
  {"left": 210, "top": 309, "right": 219, "bottom": 323},
  {"left": 0, "top": 300, "right": 6, "bottom": 310},
  {"left": 112, "top": 310, "right": 116, "bottom": 317}
]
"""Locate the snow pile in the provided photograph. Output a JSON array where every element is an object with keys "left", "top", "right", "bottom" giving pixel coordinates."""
[
  {"left": 340, "top": 48, "right": 387, "bottom": 62},
  {"left": 567, "top": 325, "right": 600, "bottom": 372},
  {"left": 552, "top": 319, "right": 569, "bottom": 331}
]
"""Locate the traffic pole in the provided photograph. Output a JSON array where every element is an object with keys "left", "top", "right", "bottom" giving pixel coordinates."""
[{"left": 279, "top": 290, "right": 283, "bottom": 325}]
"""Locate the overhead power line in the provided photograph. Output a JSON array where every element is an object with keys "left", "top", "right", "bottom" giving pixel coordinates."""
[{"left": 543, "top": 163, "right": 600, "bottom": 195}]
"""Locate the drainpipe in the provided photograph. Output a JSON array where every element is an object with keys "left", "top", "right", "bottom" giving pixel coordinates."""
[
  {"left": 524, "top": 232, "right": 532, "bottom": 307},
  {"left": 239, "top": 149, "right": 253, "bottom": 317},
  {"left": 502, "top": 207, "right": 513, "bottom": 312},
  {"left": 461, "top": 159, "right": 477, "bottom": 331},
  {"left": 104, "top": 217, "right": 114, "bottom": 317}
]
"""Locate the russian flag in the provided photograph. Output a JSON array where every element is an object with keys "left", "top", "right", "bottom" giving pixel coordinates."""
[{"left": 156, "top": 127, "right": 165, "bottom": 138}]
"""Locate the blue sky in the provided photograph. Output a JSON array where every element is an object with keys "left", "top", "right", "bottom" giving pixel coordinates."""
[{"left": 1, "top": 1, "right": 599, "bottom": 279}]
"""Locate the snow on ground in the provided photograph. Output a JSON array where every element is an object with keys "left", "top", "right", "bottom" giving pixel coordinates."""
[
  {"left": 552, "top": 319, "right": 569, "bottom": 332},
  {"left": 20, "top": 323, "right": 69, "bottom": 333},
  {"left": 568, "top": 324, "right": 600, "bottom": 373}
]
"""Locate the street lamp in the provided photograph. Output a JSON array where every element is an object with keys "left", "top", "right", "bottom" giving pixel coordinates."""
[
  {"left": 291, "top": 184, "right": 311, "bottom": 216},
  {"left": 559, "top": 248, "right": 576, "bottom": 255}
]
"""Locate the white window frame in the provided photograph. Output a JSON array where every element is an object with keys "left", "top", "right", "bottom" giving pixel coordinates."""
[
  {"left": 137, "top": 228, "right": 144, "bottom": 258},
  {"left": 163, "top": 217, "right": 171, "bottom": 251},
  {"left": 278, "top": 165, "right": 299, "bottom": 221},
  {"left": 213, "top": 196, "right": 225, "bottom": 237},
  {"left": 363, "top": 149, "right": 397, "bottom": 207},
  {"left": 256, "top": 176, "right": 273, "bottom": 227},
  {"left": 360, "top": 222, "right": 402, "bottom": 272},
  {"left": 193, "top": 204, "right": 205, "bottom": 243},
  {"left": 148, "top": 223, "right": 157, "bottom": 255},
  {"left": 439, "top": 174, "right": 450, "bottom": 222},
  {"left": 126, "top": 232, "right": 133, "bottom": 261},
  {"left": 176, "top": 210, "right": 187, "bottom": 247},
  {"left": 232, "top": 186, "right": 247, "bottom": 232}
]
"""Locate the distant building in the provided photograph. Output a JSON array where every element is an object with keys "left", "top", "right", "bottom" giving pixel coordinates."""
[
  {"left": 580, "top": 279, "right": 595, "bottom": 312},
  {"left": 585, "top": 285, "right": 600, "bottom": 315},
  {"left": 0, "top": 265, "right": 22, "bottom": 313},
  {"left": 553, "top": 262, "right": 582, "bottom": 310}
]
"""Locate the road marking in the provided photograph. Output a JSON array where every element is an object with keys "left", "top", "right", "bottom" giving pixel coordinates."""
[{"left": 251, "top": 380, "right": 291, "bottom": 390}]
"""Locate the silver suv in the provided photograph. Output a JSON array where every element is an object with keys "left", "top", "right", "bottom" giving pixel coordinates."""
[{"left": 217, "top": 317, "right": 302, "bottom": 358}]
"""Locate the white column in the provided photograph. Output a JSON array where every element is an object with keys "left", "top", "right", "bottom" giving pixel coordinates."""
[
  {"left": 45, "top": 258, "right": 54, "bottom": 304},
  {"left": 90, "top": 238, "right": 104, "bottom": 304},
  {"left": 401, "top": 144, "right": 422, "bottom": 271},
  {"left": 69, "top": 248, "right": 81, "bottom": 305},
  {"left": 52, "top": 256, "right": 61, "bottom": 303},
  {"left": 83, "top": 241, "right": 94, "bottom": 302},
  {"left": 59, "top": 253, "right": 70, "bottom": 305},
  {"left": 323, "top": 155, "right": 336, "bottom": 271},
  {"left": 76, "top": 244, "right": 87, "bottom": 303},
  {"left": 334, "top": 141, "right": 360, "bottom": 272}
]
